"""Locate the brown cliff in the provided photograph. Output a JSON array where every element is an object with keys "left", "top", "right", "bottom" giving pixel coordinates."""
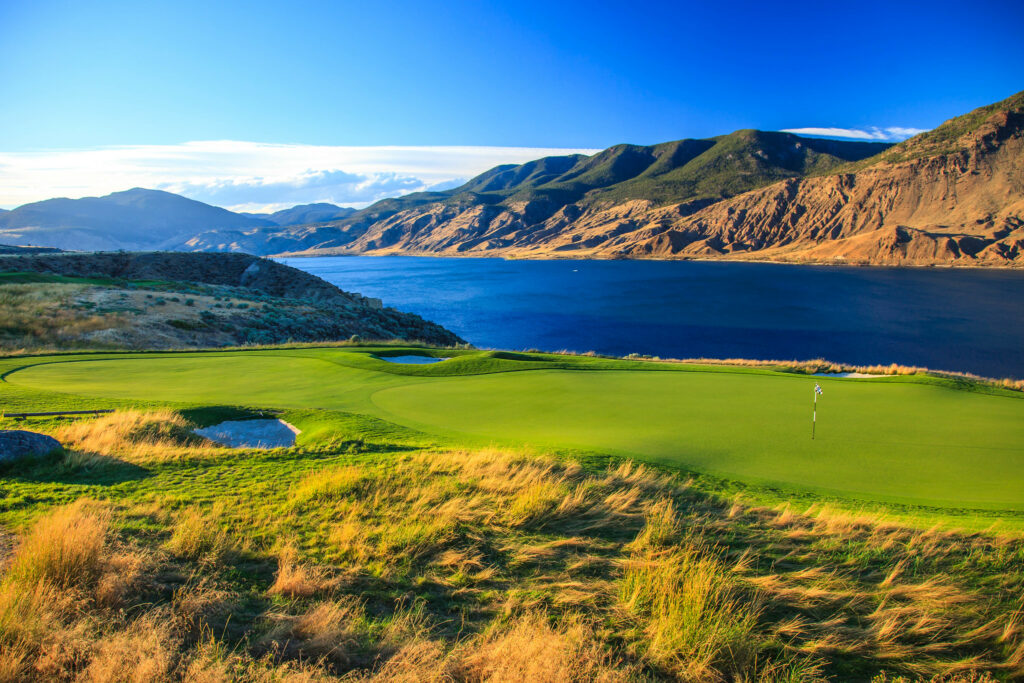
[{"left": 284, "top": 91, "right": 1024, "bottom": 267}]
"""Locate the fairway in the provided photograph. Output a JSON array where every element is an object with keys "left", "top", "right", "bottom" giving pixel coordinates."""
[{"left": 5, "top": 348, "right": 1024, "bottom": 510}]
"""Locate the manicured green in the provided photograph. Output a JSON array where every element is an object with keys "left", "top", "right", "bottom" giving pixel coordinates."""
[{"left": 3, "top": 346, "right": 1023, "bottom": 511}]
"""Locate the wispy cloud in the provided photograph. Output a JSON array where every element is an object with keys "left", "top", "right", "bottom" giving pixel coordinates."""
[
  {"left": 0, "top": 140, "right": 600, "bottom": 211},
  {"left": 160, "top": 169, "right": 426, "bottom": 209},
  {"left": 781, "top": 126, "right": 928, "bottom": 142}
]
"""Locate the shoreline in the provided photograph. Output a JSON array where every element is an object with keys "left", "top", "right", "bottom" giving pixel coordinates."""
[{"left": 274, "top": 249, "right": 1024, "bottom": 271}]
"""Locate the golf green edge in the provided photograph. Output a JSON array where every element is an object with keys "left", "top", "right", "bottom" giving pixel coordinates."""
[{"left": 2, "top": 345, "right": 1022, "bottom": 521}]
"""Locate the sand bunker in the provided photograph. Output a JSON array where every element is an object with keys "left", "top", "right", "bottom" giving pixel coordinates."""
[
  {"left": 377, "top": 355, "right": 450, "bottom": 364},
  {"left": 194, "top": 419, "right": 300, "bottom": 448},
  {"left": 812, "top": 372, "right": 888, "bottom": 378}
]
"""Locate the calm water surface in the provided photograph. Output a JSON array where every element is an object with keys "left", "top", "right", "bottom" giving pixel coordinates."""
[{"left": 279, "top": 256, "right": 1024, "bottom": 378}]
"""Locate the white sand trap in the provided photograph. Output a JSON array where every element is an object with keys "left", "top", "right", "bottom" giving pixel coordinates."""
[
  {"left": 812, "top": 372, "right": 888, "bottom": 378},
  {"left": 377, "top": 355, "right": 450, "bottom": 364},
  {"left": 194, "top": 419, "right": 300, "bottom": 448}
]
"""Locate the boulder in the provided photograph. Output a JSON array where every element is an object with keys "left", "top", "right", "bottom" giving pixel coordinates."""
[{"left": 0, "top": 430, "right": 63, "bottom": 464}]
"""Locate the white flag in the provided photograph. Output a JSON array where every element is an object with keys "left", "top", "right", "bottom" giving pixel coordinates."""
[{"left": 814, "top": 383, "right": 823, "bottom": 395}]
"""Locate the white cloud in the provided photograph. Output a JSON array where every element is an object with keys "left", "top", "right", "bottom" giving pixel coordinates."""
[
  {"left": 780, "top": 126, "right": 928, "bottom": 142},
  {"left": 0, "top": 140, "right": 600, "bottom": 211}
]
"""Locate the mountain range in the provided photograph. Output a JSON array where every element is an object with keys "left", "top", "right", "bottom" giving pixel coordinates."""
[
  {"left": 240, "top": 203, "right": 356, "bottom": 226},
  {"left": 0, "top": 191, "right": 353, "bottom": 252},
  {"left": 2, "top": 90, "right": 1021, "bottom": 266}
]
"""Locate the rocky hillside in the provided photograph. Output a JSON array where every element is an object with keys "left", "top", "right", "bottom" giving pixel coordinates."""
[
  {"left": 284, "top": 91, "right": 1023, "bottom": 267},
  {"left": 0, "top": 251, "right": 463, "bottom": 350},
  {"left": 608, "top": 91, "right": 1024, "bottom": 265},
  {"left": 266, "top": 132, "right": 888, "bottom": 257}
]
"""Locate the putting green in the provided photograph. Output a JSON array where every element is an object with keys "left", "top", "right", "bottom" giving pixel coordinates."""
[{"left": 6, "top": 349, "right": 1024, "bottom": 509}]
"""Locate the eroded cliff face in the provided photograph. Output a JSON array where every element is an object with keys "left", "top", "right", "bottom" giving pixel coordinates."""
[
  {"left": 283, "top": 100, "right": 1023, "bottom": 267},
  {"left": 609, "top": 109, "right": 1024, "bottom": 265}
]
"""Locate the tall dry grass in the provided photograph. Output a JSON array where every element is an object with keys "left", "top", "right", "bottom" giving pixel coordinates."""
[
  {"left": 0, "top": 501, "right": 156, "bottom": 681},
  {"left": 268, "top": 543, "right": 332, "bottom": 598},
  {"left": 1, "top": 416, "right": 1020, "bottom": 681},
  {"left": 456, "top": 612, "right": 631, "bottom": 682},
  {"left": 53, "top": 409, "right": 219, "bottom": 465},
  {"left": 348, "top": 611, "right": 633, "bottom": 683},
  {"left": 284, "top": 449, "right": 672, "bottom": 578},
  {"left": 0, "top": 283, "right": 126, "bottom": 350},
  {"left": 3, "top": 501, "right": 109, "bottom": 590},
  {"left": 166, "top": 505, "right": 234, "bottom": 564},
  {"left": 620, "top": 508, "right": 758, "bottom": 680}
]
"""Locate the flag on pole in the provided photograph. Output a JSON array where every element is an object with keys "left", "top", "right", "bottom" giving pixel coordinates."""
[{"left": 812, "top": 383, "right": 822, "bottom": 439}]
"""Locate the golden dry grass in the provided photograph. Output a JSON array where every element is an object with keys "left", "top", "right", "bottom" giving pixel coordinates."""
[
  {"left": 1, "top": 412, "right": 1021, "bottom": 681},
  {"left": 166, "top": 505, "right": 234, "bottom": 564},
  {"left": 0, "top": 282, "right": 127, "bottom": 351},
  {"left": 269, "top": 546, "right": 323, "bottom": 598},
  {"left": 3, "top": 500, "right": 109, "bottom": 590},
  {"left": 54, "top": 409, "right": 218, "bottom": 465}
]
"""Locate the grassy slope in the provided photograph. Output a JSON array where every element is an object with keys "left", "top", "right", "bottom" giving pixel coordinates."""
[
  {"left": 3, "top": 427, "right": 1021, "bottom": 681},
  {"left": 2, "top": 348, "right": 1024, "bottom": 681},
  {"left": 0, "top": 273, "right": 463, "bottom": 351},
  {"left": 3, "top": 346, "right": 1023, "bottom": 514}
]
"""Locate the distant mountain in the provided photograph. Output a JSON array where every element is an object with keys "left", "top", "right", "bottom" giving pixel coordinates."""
[
  {"left": 0, "top": 188, "right": 275, "bottom": 251},
  {"left": 268, "top": 130, "right": 890, "bottom": 256},
  {"left": 606, "top": 90, "right": 1024, "bottom": 265},
  {"left": 243, "top": 203, "right": 357, "bottom": 226},
  {"left": 7, "top": 91, "right": 1022, "bottom": 267},
  {"left": 279, "top": 90, "right": 1024, "bottom": 266}
]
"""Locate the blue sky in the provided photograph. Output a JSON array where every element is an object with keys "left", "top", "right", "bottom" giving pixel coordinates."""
[{"left": 1, "top": 0, "right": 1021, "bottom": 210}]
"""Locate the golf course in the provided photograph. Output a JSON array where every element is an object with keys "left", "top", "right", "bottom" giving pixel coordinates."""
[{"left": 4, "top": 345, "right": 1023, "bottom": 512}]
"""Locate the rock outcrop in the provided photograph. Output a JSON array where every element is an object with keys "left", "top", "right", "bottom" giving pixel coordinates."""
[{"left": 0, "top": 430, "right": 62, "bottom": 464}]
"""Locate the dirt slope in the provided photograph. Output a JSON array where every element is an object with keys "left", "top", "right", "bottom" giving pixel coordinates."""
[{"left": 284, "top": 91, "right": 1024, "bottom": 267}]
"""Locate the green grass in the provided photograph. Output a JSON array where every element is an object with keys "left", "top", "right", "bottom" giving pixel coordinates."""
[
  {"left": 2, "top": 349, "right": 1023, "bottom": 680},
  {"left": 0, "top": 271, "right": 186, "bottom": 289},
  {"left": 4, "top": 346, "right": 1022, "bottom": 514}
]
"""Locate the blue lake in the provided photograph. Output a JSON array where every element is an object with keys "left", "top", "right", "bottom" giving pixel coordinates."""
[{"left": 279, "top": 256, "right": 1024, "bottom": 379}]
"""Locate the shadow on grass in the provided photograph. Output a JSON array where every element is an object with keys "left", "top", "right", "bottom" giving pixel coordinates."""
[{"left": 1, "top": 450, "right": 150, "bottom": 486}]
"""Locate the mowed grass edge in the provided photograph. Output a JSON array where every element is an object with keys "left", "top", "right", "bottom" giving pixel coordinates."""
[{"left": 3, "top": 345, "right": 1023, "bottom": 517}]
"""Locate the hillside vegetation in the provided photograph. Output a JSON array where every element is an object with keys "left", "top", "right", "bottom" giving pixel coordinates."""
[{"left": 0, "top": 252, "right": 463, "bottom": 350}]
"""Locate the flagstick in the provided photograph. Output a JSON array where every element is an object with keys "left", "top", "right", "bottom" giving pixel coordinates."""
[{"left": 812, "top": 391, "right": 817, "bottom": 440}]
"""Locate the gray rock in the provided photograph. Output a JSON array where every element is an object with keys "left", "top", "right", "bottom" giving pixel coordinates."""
[{"left": 0, "top": 430, "right": 63, "bottom": 464}]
